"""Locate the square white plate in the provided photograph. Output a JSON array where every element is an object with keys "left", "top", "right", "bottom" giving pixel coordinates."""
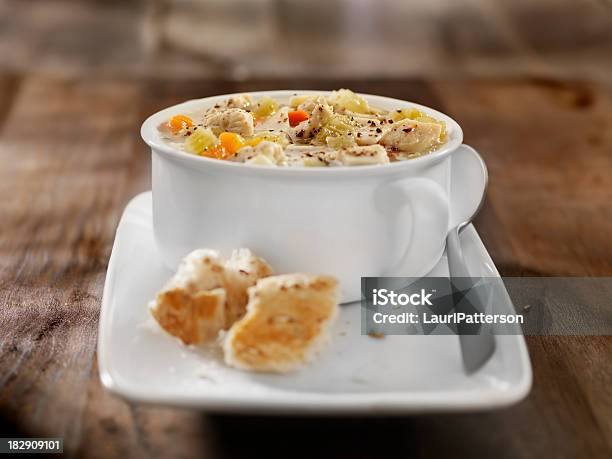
[{"left": 98, "top": 192, "right": 531, "bottom": 414}]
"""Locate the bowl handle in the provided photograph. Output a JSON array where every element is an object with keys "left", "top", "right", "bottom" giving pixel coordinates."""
[
  {"left": 449, "top": 144, "right": 488, "bottom": 229},
  {"left": 377, "top": 177, "right": 449, "bottom": 277}
]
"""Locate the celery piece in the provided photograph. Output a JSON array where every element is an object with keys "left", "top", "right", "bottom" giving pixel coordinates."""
[
  {"left": 256, "top": 132, "right": 290, "bottom": 147},
  {"left": 414, "top": 114, "right": 447, "bottom": 142},
  {"left": 253, "top": 96, "right": 279, "bottom": 118},
  {"left": 390, "top": 108, "right": 423, "bottom": 122},
  {"left": 185, "top": 128, "right": 217, "bottom": 154},
  {"left": 326, "top": 134, "right": 356, "bottom": 149},
  {"left": 314, "top": 114, "right": 357, "bottom": 144},
  {"left": 289, "top": 95, "right": 313, "bottom": 108},
  {"left": 330, "top": 89, "right": 370, "bottom": 114},
  {"left": 391, "top": 108, "right": 447, "bottom": 142}
]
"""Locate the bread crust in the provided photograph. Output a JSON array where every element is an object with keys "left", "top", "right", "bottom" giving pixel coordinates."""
[
  {"left": 151, "top": 288, "right": 226, "bottom": 345},
  {"left": 223, "top": 273, "right": 340, "bottom": 373},
  {"left": 223, "top": 249, "right": 273, "bottom": 328}
]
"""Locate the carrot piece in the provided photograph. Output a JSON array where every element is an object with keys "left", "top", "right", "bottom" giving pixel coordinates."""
[
  {"left": 168, "top": 114, "right": 193, "bottom": 133},
  {"left": 218, "top": 132, "right": 245, "bottom": 156},
  {"left": 200, "top": 145, "right": 227, "bottom": 160},
  {"left": 288, "top": 110, "right": 309, "bottom": 127}
]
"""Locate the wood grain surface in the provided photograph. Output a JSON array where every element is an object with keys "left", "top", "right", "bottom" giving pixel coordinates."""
[{"left": 0, "top": 74, "right": 610, "bottom": 458}]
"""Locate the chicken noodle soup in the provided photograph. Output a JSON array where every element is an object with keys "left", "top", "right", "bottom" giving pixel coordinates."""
[{"left": 157, "top": 89, "right": 447, "bottom": 167}]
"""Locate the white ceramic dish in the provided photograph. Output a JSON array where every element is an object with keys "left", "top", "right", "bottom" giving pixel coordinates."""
[
  {"left": 98, "top": 192, "right": 532, "bottom": 414},
  {"left": 141, "top": 91, "right": 487, "bottom": 302}
]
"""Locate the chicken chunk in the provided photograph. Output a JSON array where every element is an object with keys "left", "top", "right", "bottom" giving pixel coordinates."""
[
  {"left": 255, "top": 107, "right": 290, "bottom": 132},
  {"left": 233, "top": 141, "right": 286, "bottom": 166},
  {"left": 290, "top": 102, "right": 334, "bottom": 141},
  {"left": 308, "top": 103, "right": 333, "bottom": 131},
  {"left": 203, "top": 108, "right": 254, "bottom": 137},
  {"left": 283, "top": 145, "right": 335, "bottom": 167},
  {"left": 296, "top": 95, "right": 327, "bottom": 114},
  {"left": 337, "top": 144, "right": 390, "bottom": 166},
  {"left": 224, "top": 94, "right": 253, "bottom": 110},
  {"left": 380, "top": 119, "right": 443, "bottom": 154},
  {"left": 257, "top": 141, "right": 286, "bottom": 163},
  {"left": 354, "top": 126, "right": 385, "bottom": 146},
  {"left": 246, "top": 154, "right": 276, "bottom": 166}
]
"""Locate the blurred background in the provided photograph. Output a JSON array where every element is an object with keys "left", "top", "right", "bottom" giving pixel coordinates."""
[{"left": 2, "top": 0, "right": 611, "bottom": 81}]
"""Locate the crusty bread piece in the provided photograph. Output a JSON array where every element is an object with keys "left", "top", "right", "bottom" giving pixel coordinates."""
[
  {"left": 151, "top": 288, "right": 226, "bottom": 345},
  {"left": 168, "top": 249, "right": 226, "bottom": 292},
  {"left": 223, "top": 248, "right": 273, "bottom": 328},
  {"left": 150, "top": 249, "right": 226, "bottom": 345},
  {"left": 223, "top": 273, "right": 340, "bottom": 373},
  {"left": 150, "top": 248, "right": 272, "bottom": 344}
]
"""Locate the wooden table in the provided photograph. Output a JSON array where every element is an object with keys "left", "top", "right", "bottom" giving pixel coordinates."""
[{"left": 0, "top": 74, "right": 611, "bottom": 458}]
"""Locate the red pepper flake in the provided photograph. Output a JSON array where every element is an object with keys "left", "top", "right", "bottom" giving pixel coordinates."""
[{"left": 402, "top": 127, "right": 414, "bottom": 133}]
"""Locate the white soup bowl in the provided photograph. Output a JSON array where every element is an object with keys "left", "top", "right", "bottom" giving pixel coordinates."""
[{"left": 141, "top": 91, "right": 487, "bottom": 302}]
